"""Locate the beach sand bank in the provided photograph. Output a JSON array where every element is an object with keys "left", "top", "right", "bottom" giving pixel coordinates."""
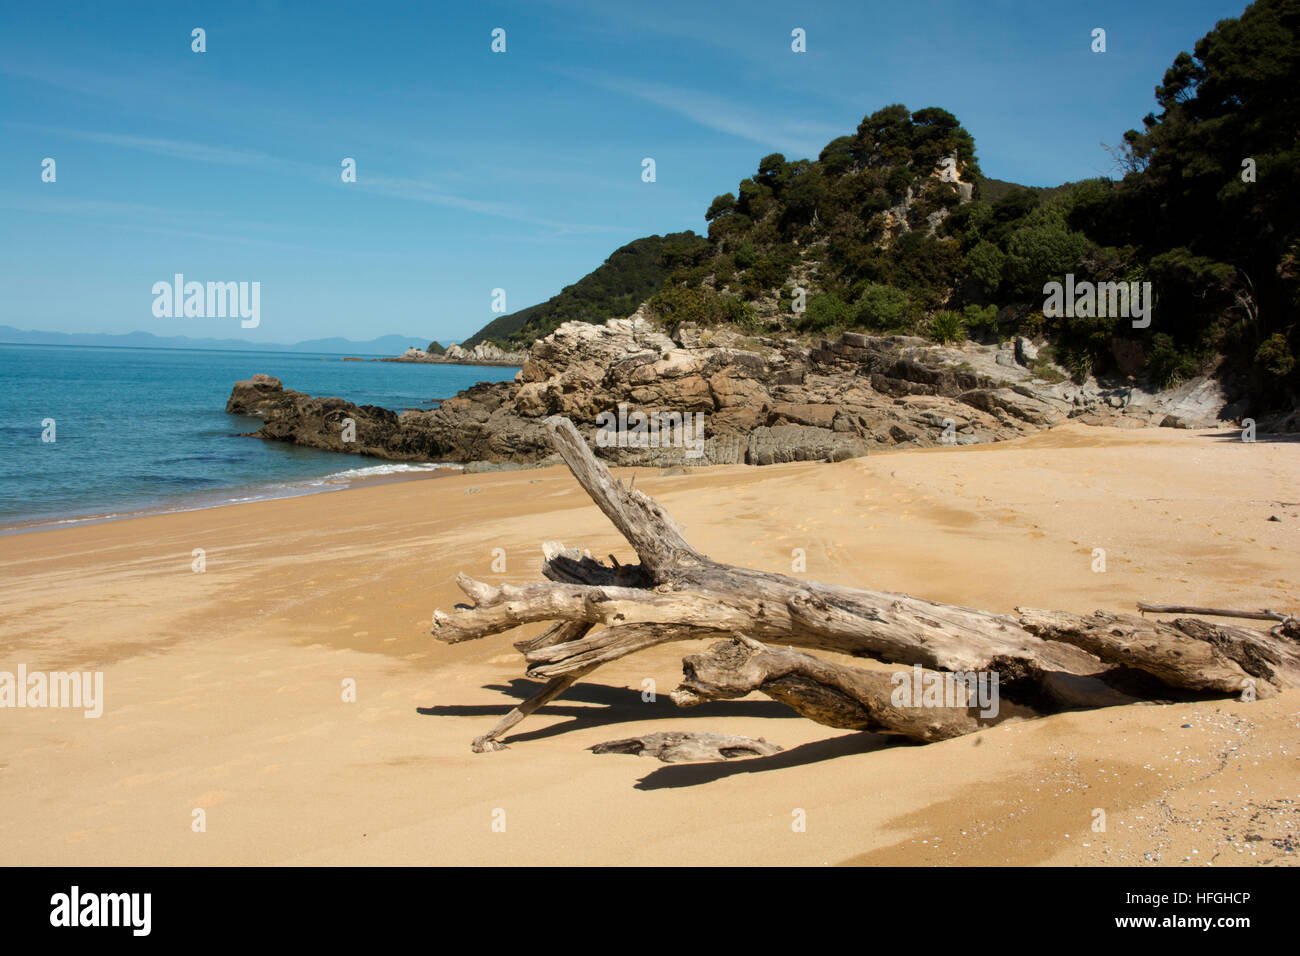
[{"left": 1, "top": 422, "right": 1296, "bottom": 865}]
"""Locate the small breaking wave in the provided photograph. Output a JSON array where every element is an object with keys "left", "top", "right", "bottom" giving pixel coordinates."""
[{"left": 308, "top": 462, "right": 460, "bottom": 484}]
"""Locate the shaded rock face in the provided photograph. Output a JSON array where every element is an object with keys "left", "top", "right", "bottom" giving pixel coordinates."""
[
  {"left": 226, "top": 316, "right": 1240, "bottom": 469},
  {"left": 225, "top": 373, "right": 286, "bottom": 416}
]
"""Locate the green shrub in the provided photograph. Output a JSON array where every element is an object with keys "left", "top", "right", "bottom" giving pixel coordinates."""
[
  {"left": 1030, "top": 359, "right": 1066, "bottom": 383},
  {"left": 748, "top": 253, "right": 792, "bottom": 290},
  {"left": 646, "top": 285, "right": 753, "bottom": 329},
  {"left": 1147, "top": 333, "right": 1199, "bottom": 389},
  {"left": 1003, "top": 213, "right": 1091, "bottom": 297},
  {"left": 1019, "top": 310, "right": 1046, "bottom": 338},
  {"left": 963, "top": 240, "right": 1005, "bottom": 295},
  {"left": 797, "top": 292, "right": 854, "bottom": 331},
  {"left": 854, "top": 283, "right": 911, "bottom": 331},
  {"left": 1060, "top": 346, "right": 1094, "bottom": 384},
  {"left": 927, "top": 310, "right": 966, "bottom": 344},
  {"left": 734, "top": 239, "right": 758, "bottom": 270},
  {"left": 1255, "top": 332, "right": 1296, "bottom": 379},
  {"left": 961, "top": 303, "right": 999, "bottom": 338}
]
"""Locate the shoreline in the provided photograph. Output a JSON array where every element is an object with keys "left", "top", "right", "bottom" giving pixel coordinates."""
[
  {"left": 378, "top": 356, "right": 524, "bottom": 368},
  {"left": 0, "top": 460, "right": 463, "bottom": 537}
]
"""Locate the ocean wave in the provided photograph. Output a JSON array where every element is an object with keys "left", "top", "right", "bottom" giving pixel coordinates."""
[
  {"left": 309, "top": 462, "right": 459, "bottom": 483},
  {"left": 136, "top": 473, "right": 226, "bottom": 487}
]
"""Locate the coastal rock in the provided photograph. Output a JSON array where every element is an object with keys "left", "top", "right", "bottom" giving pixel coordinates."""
[
  {"left": 747, "top": 424, "right": 869, "bottom": 465},
  {"left": 443, "top": 341, "right": 529, "bottom": 365},
  {"left": 958, "top": 388, "right": 1062, "bottom": 427},
  {"left": 227, "top": 315, "right": 1245, "bottom": 469},
  {"left": 1014, "top": 336, "right": 1040, "bottom": 365},
  {"left": 384, "top": 341, "right": 529, "bottom": 366},
  {"left": 226, "top": 374, "right": 289, "bottom": 416}
]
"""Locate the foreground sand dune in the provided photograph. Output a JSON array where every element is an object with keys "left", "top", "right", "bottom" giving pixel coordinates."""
[{"left": 1, "top": 422, "right": 1296, "bottom": 865}]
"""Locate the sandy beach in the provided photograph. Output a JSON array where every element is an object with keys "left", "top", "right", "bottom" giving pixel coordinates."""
[{"left": 1, "top": 422, "right": 1296, "bottom": 866}]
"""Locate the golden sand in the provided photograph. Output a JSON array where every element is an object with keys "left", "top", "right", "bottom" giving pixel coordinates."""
[{"left": 1, "top": 422, "right": 1296, "bottom": 865}]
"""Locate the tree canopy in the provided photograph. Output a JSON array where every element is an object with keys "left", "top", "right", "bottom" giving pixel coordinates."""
[{"left": 460, "top": 2, "right": 1300, "bottom": 407}]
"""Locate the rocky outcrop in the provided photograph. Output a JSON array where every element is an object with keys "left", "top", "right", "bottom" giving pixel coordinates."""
[
  {"left": 227, "top": 315, "right": 1248, "bottom": 470},
  {"left": 444, "top": 341, "right": 528, "bottom": 365},
  {"left": 382, "top": 342, "right": 528, "bottom": 366},
  {"left": 226, "top": 373, "right": 288, "bottom": 415}
]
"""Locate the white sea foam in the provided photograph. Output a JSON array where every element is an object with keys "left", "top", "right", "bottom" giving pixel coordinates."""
[
  {"left": 309, "top": 462, "right": 459, "bottom": 484},
  {"left": 3, "top": 463, "right": 459, "bottom": 536}
]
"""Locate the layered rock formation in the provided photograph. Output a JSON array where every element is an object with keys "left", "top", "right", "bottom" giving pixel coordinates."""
[
  {"left": 227, "top": 316, "right": 1240, "bottom": 470},
  {"left": 382, "top": 342, "right": 528, "bottom": 366}
]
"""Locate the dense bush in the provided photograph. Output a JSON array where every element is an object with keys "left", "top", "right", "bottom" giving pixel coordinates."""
[
  {"left": 961, "top": 303, "right": 1000, "bottom": 338},
  {"left": 646, "top": 284, "right": 755, "bottom": 330},
  {"left": 927, "top": 310, "right": 966, "bottom": 343},
  {"left": 1147, "top": 333, "right": 1199, "bottom": 388},
  {"left": 854, "top": 284, "right": 911, "bottom": 331},
  {"left": 795, "top": 292, "right": 855, "bottom": 332}
]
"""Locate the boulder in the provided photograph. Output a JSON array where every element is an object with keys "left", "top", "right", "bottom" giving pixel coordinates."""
[
  {"left": 226, "top": 374, "right": 289, "bottom": 416},
  {"left": 1014, "top": 336, "right": 1040, "bottom": 366},
  {"left": 747, "top": 424, "right": 869, "bottom": 465}
]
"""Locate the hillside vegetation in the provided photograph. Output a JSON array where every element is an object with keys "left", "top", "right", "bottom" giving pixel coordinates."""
[
  {"left": 461, "top": 0, "right": 1298, "bottom": 409},
  {"left": 463, "top": 232, "right": 703, "bottom": 348}
]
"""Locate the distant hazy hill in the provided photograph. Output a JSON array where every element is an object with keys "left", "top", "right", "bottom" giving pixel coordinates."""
[
  {"left": 463, "top": 232, "right": 703, "bottom": 348},
  {"left": 0, "top": 326, "right": 432, "bottom": 355}
]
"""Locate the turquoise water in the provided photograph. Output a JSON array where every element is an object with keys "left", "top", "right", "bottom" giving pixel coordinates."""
[{"left": 0, "top": 344, "right": 518, "bottom": 530}]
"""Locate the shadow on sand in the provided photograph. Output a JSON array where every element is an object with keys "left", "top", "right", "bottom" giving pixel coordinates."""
[
  {"left": 1200, "top": 428, "right": 1300, "bottom": 444},
  {"left": 417, "top": 678, "right": 903, "bottom": 783}
]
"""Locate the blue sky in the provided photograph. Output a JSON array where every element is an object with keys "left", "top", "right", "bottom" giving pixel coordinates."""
[{"left": 0, "top": 0, "right": 1250, "bottom": 345}]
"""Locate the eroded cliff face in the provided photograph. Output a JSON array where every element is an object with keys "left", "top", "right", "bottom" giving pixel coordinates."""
[{"left": 227, "top": 315, "right": 1238, "bottom": 470}]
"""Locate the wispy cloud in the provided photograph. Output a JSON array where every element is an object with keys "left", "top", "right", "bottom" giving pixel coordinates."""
[
  {"left": 560, "top": 68, "right": 840, "bottom": 159},
  {"left": 54, "top": 130, "right": 299, "bottom": 172},
  {"left": 0, "top": 193, "right": 315, "bottom": 251},
  {"left": 0, "top": 194, "right": 174, "bottom": 219},
  {"left": 359, "top": 172, "right": 623, "bottom": 235},
  {"left": 14, "top": 124, "right": 625, "bottom": 236}
]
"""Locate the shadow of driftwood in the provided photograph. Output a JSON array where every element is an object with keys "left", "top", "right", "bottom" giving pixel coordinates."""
[
  {"left": 419, "top": 678, "right": 910, "bottom": 785},
  {"left": 417, "top": 678, "right": 793, "bottom": 745}
]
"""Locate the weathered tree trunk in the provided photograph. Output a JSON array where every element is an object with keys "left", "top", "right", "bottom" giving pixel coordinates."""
[
  {"left": 591, "top": 730, "right": 784, "bottom": 763},
  {"left": 432, "top": 417, "right": 1300, "bottom": 753}
]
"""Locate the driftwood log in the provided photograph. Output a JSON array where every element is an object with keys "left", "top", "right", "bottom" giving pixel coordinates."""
[
  {"left": 591, "top": 730, "right": 783, "bottom": 763},
  {"left": 432, "top": 417, "right": 1300, "bottom": 753}
]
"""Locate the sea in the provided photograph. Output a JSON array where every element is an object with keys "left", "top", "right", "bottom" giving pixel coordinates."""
[{"left": 0, "top": 344, "right": 519, "bottom": 533}]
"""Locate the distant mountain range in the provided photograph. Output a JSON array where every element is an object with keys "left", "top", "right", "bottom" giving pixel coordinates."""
[{"left": 0, "top": 325, "right": 437, "bottom": 355}]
